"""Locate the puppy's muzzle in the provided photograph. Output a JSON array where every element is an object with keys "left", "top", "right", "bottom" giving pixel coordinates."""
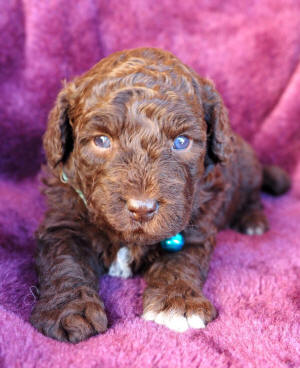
[{"left": 127, "top": 198, "right": 158, "bottom": 222}]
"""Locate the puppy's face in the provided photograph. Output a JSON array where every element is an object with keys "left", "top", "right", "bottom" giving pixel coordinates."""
[
  {"left": 44, "top": 50, "right": 232, "bottom": 245},
  {"left": 77, "top": 95, "right": 207, "bottom": 245}
]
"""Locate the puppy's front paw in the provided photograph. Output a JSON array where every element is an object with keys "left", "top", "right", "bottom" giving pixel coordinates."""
[
  {"left": 142, "top": 285, "right": 216, "bottom": 332},
  {"left": 30, "top": 286, "right": 107, "bottom": 343}
]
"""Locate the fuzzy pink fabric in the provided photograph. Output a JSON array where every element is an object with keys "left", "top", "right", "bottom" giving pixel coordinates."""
[{"left": 0, "top": 1, "right": 300, "bottom": 367}]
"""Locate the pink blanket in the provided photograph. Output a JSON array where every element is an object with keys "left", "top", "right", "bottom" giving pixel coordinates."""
[{"left": 0, "top": 1, "right": 299, "bottom": 367}]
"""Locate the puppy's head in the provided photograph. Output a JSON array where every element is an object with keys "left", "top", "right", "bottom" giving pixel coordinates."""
[{"left": 44, "top": 50, "right": 233, "bottom": 245}]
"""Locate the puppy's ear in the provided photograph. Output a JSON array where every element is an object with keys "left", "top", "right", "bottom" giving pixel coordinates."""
[
  {"left": 43, "top": 82, "right": 77, "bottom": 169},
  {"left": 200, "top": 79, "right": 233, "bottom": 166}
]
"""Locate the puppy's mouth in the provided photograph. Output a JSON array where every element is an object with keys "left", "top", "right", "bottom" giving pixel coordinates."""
[
  {"left": 89, "top": 192, "right": 189, "bottom": 246},
  {"left": 117, "top": 213, "right": 166, "bottom": 245},
  {"left": 105, "top": 205, "right": 186, "bottom": 246}
]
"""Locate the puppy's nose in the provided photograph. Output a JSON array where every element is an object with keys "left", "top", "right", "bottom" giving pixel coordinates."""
[{"left": 127, "top": 198, "right": 158, "bottom": 222}]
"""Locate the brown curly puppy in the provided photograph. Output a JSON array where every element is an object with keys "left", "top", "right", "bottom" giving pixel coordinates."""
[{"left": 30, "top": 48, "right": 290, "bottom": 342}]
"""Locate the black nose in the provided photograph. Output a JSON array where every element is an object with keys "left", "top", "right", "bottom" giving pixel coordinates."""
[{"left": 127, "top": 198, "right": 158, "bottom": 222}]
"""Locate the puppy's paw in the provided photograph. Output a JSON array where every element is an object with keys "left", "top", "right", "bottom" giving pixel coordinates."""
[
  {"left": 142, "top": 285, "right": 216, "bottom": 332},
  {"left": 30, "top": 287, "right": 107, "bottom": 343},
  {"left": 235, "top": 210, "right": 269, "bottom": 236}
]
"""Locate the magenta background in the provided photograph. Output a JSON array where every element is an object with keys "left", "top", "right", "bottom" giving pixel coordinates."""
[{"left": 0, "top": 1, "right": 300, "bottom": 367}]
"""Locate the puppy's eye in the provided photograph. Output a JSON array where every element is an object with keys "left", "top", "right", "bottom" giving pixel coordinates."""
[
  {"left": 94, "top": 135, "right": 111, "bottom": 149},
  {"left": 172, "top": 135, "right": 190, "bottom": 150}
]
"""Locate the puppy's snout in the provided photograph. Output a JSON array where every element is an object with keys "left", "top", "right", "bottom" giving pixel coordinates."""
[{"left": 127, "top": 198, "right": 158, "bottom": 222}]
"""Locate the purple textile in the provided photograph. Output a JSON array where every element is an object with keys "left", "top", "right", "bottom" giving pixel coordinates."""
[{"left": 0, "top": 1, "right": 300, "bottom": 367}]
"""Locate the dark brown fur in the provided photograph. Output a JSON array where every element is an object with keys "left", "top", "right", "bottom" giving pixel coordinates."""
[{"left": 30, "top": 48, "right": 290, "bottom": 342}]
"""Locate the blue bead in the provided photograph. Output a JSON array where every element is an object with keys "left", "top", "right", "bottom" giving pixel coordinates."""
[{"left": 161, "top": 233, "right": 184, "bottom": 252}]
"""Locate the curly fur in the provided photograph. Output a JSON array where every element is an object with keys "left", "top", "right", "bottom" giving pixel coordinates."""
[{"left": 30, "top": 48, "right": 290, "bottom": 342}]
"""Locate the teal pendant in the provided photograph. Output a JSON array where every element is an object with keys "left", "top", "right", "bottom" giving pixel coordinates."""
[{"left": 161, "top": 233, "right": 184, "bottom": 252}]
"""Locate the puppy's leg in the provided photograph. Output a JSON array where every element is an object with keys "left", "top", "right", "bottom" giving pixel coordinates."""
[
  {"left": 142, "top": 238, "right": 217, "bottom": 332},
  {"left": 229, "top": 138, "right": 269, "bottom": 235},
  {"left": 30, "top": 227, "right": 107, "bottom": 343},
  {"left": 233, "top": 191, "right": 269, "bottom": 235},
  {"left": 236, "top": 164, "right": 291, "bottom": 235}
]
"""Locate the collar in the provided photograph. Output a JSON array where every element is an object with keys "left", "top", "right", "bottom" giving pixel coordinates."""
[{"left": 60, "top": 170, "right": 88, "bottom": 207}]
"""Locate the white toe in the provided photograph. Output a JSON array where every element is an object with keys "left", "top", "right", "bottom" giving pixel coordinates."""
[
  {"left": 143, "top": 309, "right": 207, "bottom": 332},
  {"left": 154, "top": 311, "right": 170, "bottom": 325},
  {"left": 142, "top": 311, "right": 157, "bottom": 321},
  {"left": 187, "top": 314, "right": 206, "bottom": 329},
  {"left": 246, "top": 225, "right": 265, "bottom": 236},
  {"left": 254, "top": 226, "right": 264, "bottom": 235},
  {"left": 246, "top": 227, "right": 254, "bottom": 235},
  {"left": 155, "top": 311, "right": 189, "bottom": 333}
]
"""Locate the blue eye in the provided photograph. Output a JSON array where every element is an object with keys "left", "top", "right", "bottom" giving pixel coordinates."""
[
  {"left": 94, "top": 135, "right": 111, "bottom": 149},
  {"left": 172, "top": 135, "right": 190, "bottom": 150}
]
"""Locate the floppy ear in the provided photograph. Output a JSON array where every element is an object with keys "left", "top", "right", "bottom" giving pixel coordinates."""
[
  {"left": 200, "top": 78, "right": 234, "bottom": 166},
  {"left": 43, "top": 82, "right": 77, "bottom": 169}
]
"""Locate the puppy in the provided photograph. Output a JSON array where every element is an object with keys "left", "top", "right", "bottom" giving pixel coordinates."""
[{"left": 30, "top": 48, "right": 290, "bottom": 342}]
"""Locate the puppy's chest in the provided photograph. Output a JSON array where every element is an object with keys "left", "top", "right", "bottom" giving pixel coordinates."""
[
  {"left": 108, "top": 247, "right": 133, "bottom": 279},
  {"left": 106, "top": 244, "right": 161, "bottom": 278}
]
